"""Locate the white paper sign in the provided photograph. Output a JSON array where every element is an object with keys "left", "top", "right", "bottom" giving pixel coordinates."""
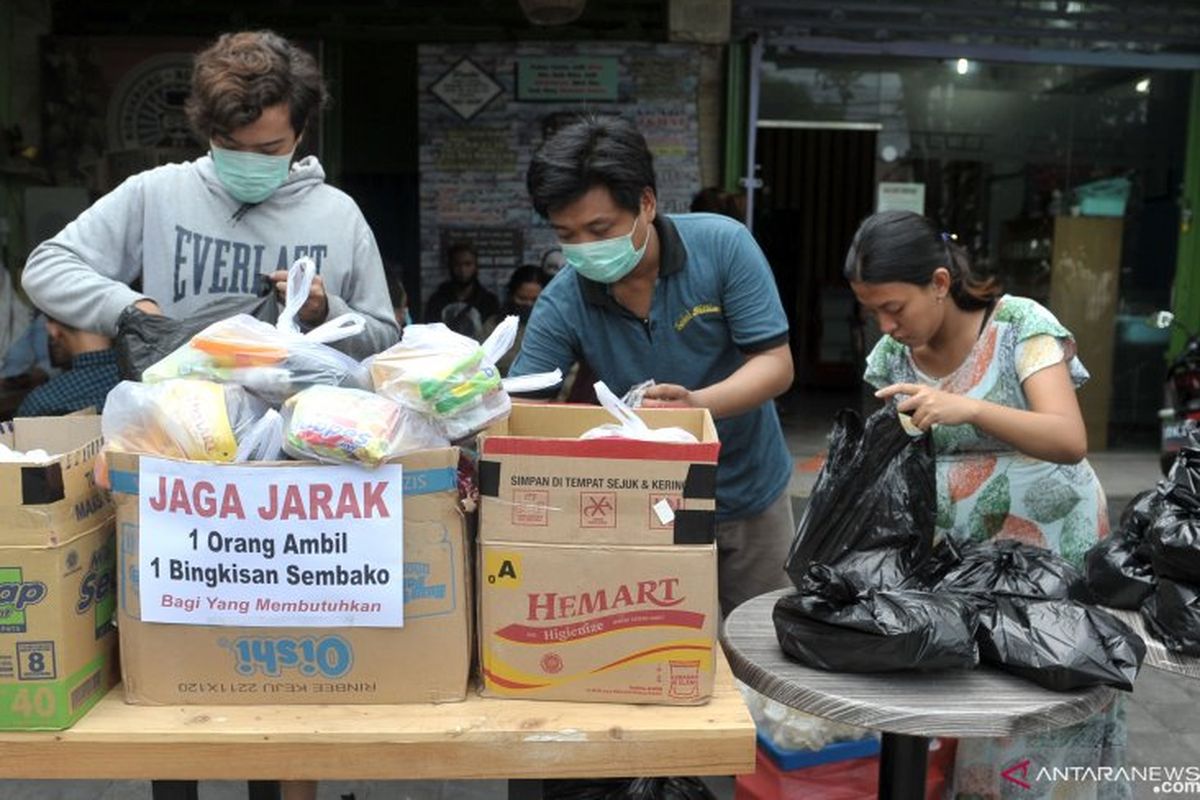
[
  {"left": 877, "top": 181, "right": 926, "bottom": 215},
  {"left": 137, "top": 458, "right": 404, "bottom": 628}
]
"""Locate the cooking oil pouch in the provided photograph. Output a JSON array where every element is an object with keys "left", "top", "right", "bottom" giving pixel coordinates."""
[
  {"left": 281, "top": 385, "right": 447, "bottom": 467},
  {"left": 101, "top": 379, "right": 265, "bottom": 462}
]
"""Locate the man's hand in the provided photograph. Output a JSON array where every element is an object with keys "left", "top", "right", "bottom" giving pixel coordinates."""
[
  {"left": 641, "top": 383, "right": 695, "bottom": 409},
  {"left": 133, "top": 299, "right": 162, "bottom": 315},
  {"left": 269, "top": 270, "right": 329, "bottom": 326}
]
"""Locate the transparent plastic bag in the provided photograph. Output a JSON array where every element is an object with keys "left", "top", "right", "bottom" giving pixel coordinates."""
[
  {"left": 579, "top": 381, "right": 698, "bottom": 443},
  {"left": 281, "top": 385, "right": 447, "bottom": 467},
  {"left": 371, "top": 317, "right": 558, "bottom": 440},
  {"left": 101, "top": 379, "right": 265, "bottom": 462},
  {"left": 142, "top": 258, "right": 371, "bottom": 403}
]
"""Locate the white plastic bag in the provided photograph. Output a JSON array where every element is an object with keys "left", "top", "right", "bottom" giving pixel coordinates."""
[
  {"left": 143, "top": 258, "right": 371, "bottom": 402},
  {"left": 281, "top": 385, "right": 448, "bottom": 467},
  {"left": 371, "top": 316, "right": 560, "bottom": 440},
  {"left": 580, "top": 381, "right": 699, "bottom": 443}
]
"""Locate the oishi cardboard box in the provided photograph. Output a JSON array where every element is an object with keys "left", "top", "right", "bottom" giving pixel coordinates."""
[
  {"left": 479, "top": 539, "right": 717, "bottom": 704},
  {"left": 478, "top": 404, "right": 720, "bottom": 545},
  {"left": 0, "top": 416, "right": 117, "bottom": 730},
  {"left": 109, "top": 446, "right": 471, "bottom": 705}
]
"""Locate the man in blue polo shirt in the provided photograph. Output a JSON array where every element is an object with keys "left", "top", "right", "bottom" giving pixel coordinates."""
[{"left": 510, "top": 114, "right": 795, "bottom": 616}]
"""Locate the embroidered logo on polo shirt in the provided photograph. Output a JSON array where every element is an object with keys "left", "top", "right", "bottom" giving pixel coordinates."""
[{"left": 675, "top": 304, "right": 722, "bottom": 331}]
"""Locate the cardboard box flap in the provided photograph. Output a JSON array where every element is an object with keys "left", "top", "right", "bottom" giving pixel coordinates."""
[
  {"left": 0, "top": 417, "right": 104, "bottom": 509},
  {"left": 481, "top": 403, "right": 720, "bottom": 461}
]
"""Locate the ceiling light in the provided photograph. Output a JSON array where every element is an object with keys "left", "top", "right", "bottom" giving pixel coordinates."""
[
  {"left": 955, "top": 58, "right": 970, "bottom": 76},
  {"left": 1135, "top": 78, "right": 1151, "bottom": 94}
]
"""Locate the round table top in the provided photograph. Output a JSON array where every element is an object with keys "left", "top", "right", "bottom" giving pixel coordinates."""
[
  {"left": 722, "top": 589, "right": 1118, "bottom": 739},
  {"left": 1104, "top": 606, "right": 1200, "bottom": 680}
]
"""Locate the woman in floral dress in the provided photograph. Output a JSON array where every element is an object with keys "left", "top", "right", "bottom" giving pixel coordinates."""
[{"left": 845, "top": 210, "right": 1126, "bottom": 799}]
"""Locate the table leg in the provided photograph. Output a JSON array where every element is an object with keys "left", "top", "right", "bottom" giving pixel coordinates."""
[
  {"left": 878, "top": 732, "right": 930, "bottom": 800},
  {"left": 247, "top": 780, "right": 282, "bottom": 800},
  {"left": 151, "top": 781, "right": 199, "bottom": 800},
  {"left": 508, "top": 779, "right": 545, "bottom": 799}
]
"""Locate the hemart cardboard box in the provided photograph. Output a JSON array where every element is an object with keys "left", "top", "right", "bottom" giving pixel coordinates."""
[
  {"left": 479, "top": 539, "right": 717, "bottom": 704},
  {"left": 109, "top": 447, "right": 471, "bottom": 705},
  {"left": 0, "top": 416, "right": 117, "bottom": 730},
  {"left": 478, "top": 404, "right": 720, "bottom": 545}
]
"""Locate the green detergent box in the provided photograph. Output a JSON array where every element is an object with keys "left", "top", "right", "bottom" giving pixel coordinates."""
[{"left": 0, "top": 416, "right": 117, "bottom": 729}]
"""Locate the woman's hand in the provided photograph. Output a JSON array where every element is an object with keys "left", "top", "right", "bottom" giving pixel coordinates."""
[
  {"left": 875, "top": 382, "right": 980, "bottom": 431},
  {"left": 641, "top": 383, "right": 694, "bottom": 408}
]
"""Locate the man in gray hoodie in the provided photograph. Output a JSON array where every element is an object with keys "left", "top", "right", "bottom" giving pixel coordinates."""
[{"left": 22, "top": 30, "right": 399, "bottom": 360}]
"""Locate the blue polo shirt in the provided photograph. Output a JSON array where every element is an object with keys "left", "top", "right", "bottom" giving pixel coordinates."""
[{"left": 509, "top": 213, "right": 792, "bottom": 521}]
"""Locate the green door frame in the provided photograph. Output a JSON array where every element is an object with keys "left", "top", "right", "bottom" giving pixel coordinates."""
[{"left": 1172, "top": 72, "right": 1200, "bottom": 356}]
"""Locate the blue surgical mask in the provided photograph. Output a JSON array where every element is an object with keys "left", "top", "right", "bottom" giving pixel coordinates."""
[
  {"left": 561, "top": 215, "right": 648, "bottom": 284},
  {"left": 210, "top": 144, "right": 294, "bottom": 204}
]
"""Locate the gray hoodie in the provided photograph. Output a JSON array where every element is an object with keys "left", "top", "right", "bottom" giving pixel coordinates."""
[{"left": 22, "top": 154, "right": 399, "bottom": 359}]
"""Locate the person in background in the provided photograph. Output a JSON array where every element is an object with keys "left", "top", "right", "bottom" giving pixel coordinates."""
[
  {"left": 388, "top": 273, "right": 412, "bottom": 332},
  {"left": 689, "top": 185, "right": 740, "bottom": 219},
  {"left": 21, "top": 30, "right": 399, "bottom": 360},
  {"left": 846, "top": 209, "right": 1124, "bottom": 798},
  {"left": 510, "top": 114, "right": 795, "bottom": 617},
  {"left": 539, "top": 245, "right": 566, "bottom": 277},
  {"left": 16, "top": 318, "right": 120, "bottom": 416},
  {"left": 423, "top": 241, "right": 500, "bottom": 339},
  {"left": 483, "top": 264, "right": 548, "bottom": 374}
]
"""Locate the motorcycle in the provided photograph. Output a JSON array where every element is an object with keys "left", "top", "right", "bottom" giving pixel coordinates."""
[{"left": 1153, "top": 311, "right": 1200, "bottom": 474}]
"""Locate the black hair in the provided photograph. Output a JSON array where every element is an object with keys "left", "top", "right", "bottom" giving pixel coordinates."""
[
  {"left": 842, "top": 210, "right": 998, "bottom": 310},
  {"left": 506, "top": 264, "right": 548, "bottom": 299},
  {"left": 526, "top": 114, "right": 657, "bottom": 218},
  {"left": 446, "top": 241, "right": 477, "bottom": 265}
]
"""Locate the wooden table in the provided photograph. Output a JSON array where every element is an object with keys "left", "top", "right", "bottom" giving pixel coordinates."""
[
  {"left": 0, "top": 654, "right": 754, "bottom": 799},
  {"left": 723, "top": 589, "right": 1118, "bottom": 800}
]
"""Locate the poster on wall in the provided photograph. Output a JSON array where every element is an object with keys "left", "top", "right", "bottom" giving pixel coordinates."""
[
  {"left": 876, "top": 182, "right": 926, "bottom": 215},
  {"left": 515, "top": 56, "right": 619, "bottom": 102},
  {"left": 430, "top": 57, "right": 504, "bottom": 121}
]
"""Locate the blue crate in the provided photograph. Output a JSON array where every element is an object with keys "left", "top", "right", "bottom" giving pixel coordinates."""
[{"left": 756, "top": 731, "right": 882, "bottom": 771}]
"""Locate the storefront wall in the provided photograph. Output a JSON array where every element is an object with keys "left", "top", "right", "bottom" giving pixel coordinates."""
[{"left": 755, "top": 55, "right": 1190, "bottom": 447}]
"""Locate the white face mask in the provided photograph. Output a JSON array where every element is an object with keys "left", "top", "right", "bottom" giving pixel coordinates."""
[{"left": 560, "top": 215, "right": 648, "bottom": 284}]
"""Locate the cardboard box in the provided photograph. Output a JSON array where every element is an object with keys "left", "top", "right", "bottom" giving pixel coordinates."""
[
  {"left": 0, "top": 417, "right": 118, "bottom": 730},
  {"left": 479, "top": 539, "right": 717, "bottom": 704},
  {"left": 109, "top": 447, "right": 472, "bottom": 705},
  {"left": 478, "top": 404, "right": 720, "bottom": 545}
]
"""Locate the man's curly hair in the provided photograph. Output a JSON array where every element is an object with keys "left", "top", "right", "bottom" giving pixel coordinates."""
[{"left": 185, "top": 30, "right": 328, "bottom": 140}]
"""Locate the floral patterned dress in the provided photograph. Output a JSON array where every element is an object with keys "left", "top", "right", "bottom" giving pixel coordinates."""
[{"left": 865, "top": 295, "right": 1128, "bottom": 800}]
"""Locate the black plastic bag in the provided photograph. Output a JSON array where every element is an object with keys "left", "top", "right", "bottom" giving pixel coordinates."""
[
  {"left": 543, "top": 777, "right": 716, "bottom": 800},
  {"left": 915, "top": 538, "right": 1087, "bottom": 601},
  {"left": 773, "top": 565, "right": 980, "bottom": 673},
  {"left": 1165, "top": 448, "right": 1200, "bottom": 511},
  {"left": 1149, "top": 507, "right": 1200, "bottom": 583},
  {"left": 785, "top": 406, "right": 936, "bottom": 590},
  {"left": 976, "top": 597, "right": 1145, "bottom": 691},
  {"left": 1118, "top": 488, "right": 1165, "bottom": 534},
  {"left": 1083, "top": 490, "right": 1160, "bottom": 608},
  {"left": 1143, "top": 578, "right": 1200, "bottom": 656},
  {"left": 114, "top": 280, "right": 278, "bottom": 381},
  {"left": 1085, "top": 533, "right": 1157, "bottom": 609}
]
